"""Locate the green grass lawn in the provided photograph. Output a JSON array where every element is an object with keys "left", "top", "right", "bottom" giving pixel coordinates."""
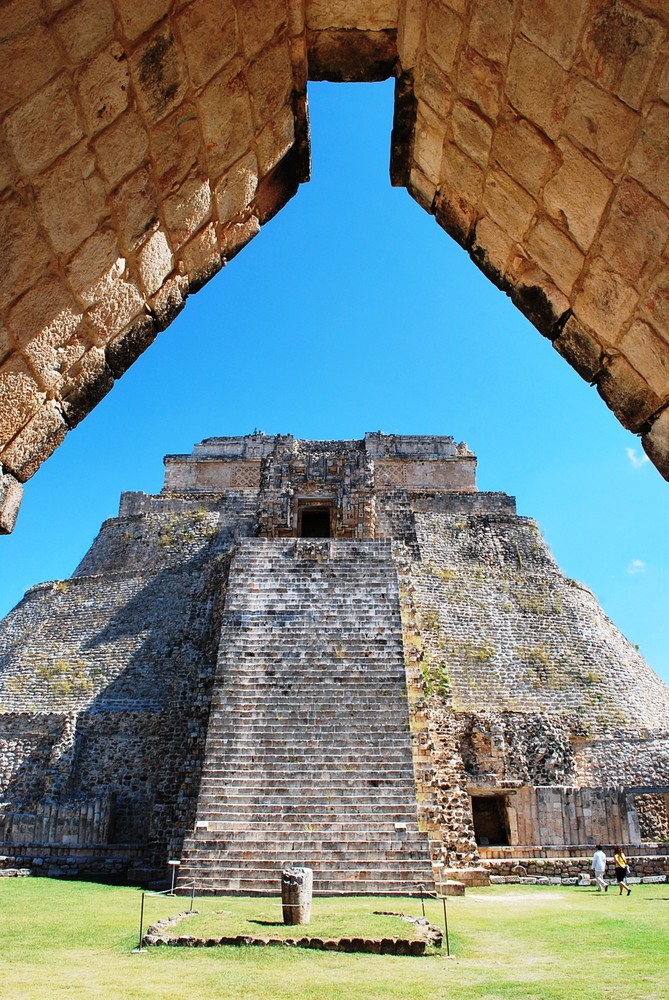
[{"left": 1, "top": 879, "right": 668, "bottom": 999}]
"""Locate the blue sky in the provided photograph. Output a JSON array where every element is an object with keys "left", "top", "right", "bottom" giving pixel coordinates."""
[{"left": 2, "top": 80, "right": 667, "bottom": 683}]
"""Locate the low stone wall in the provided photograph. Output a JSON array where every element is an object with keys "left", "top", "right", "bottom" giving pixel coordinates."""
[
  {"left": 482, "top": 855, "right": 669, "bottom": 884},
  {"left": 0, "top": 844, "right": 151, "bottom": 881},
  {"left": 144, "top": 909, "right": 442, "bottom": 955},
  {"left": 0, "top": 865, "right": 30, "bottom": 877}
]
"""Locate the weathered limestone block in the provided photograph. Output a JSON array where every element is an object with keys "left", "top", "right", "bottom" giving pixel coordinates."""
[
  {"left": 111, "top": 169, "right": 160, "bottom": 252},
  {"left": 115, "top": 0, "right": 173, "bottom": 43},
  {"left": 0, "top": 195, "right": 51, "bottom": 307},
  {"left": 543, "top": 142, "right": 614, "bottom": 253},
  {"left": 526, "top": 218, "right": 584, "bottom": 296},
  {"left": 34, "top": 144, "right": 107, "bottom": 255},
  {"left": 307, "top": 28, "right": 398, "bottom": 81},
  {"left": 630, "top": 104, "right": 669, "bottom": 210},
  {"left": 179, "top": 224, "right": 222, "bottom": 291},
  {"left": 596, "top": 180, "right": 669, "bottom": 285},
  {"left": 0, "top": 469, "right": 23, "bottom": 534},
  {"left": 481, "top": 168, "right": 535, "bottom": 243},
  {"left": 59, "top": 347, "right": 115, "bottom": 428},
  {"left": 563, "top": 78, "right": 637, "bottom": 170},
  {"left": 619, "top": 321, "right": 669, "bottom": 398},
  {"left": 574, "top": 257, "right": 639, "bottom": 341},
  {"left": 457, "top": 46, "right": 503, "bottom": 122},
  {"left": 470, "top": 217, "right": 514, "bottom": 286},
  {"left": 93, "top": 110, "right": 150, "bottom": 189},
  {"left": 8, "top": 275, "right": 86, "bottom": 389},
  {"left": 137, "top": 230, "right": 174, "bottom": 297},
  {"left": 129, "top": 29, "right": 189, "bottom": 124},
  {"left": 86, "top": 274, "right": 146, "bottom": 346},
  {"left": 197, "top": 60, "right": 255, "bottom": 177},
  {"left": 643, "top": 407, "right": 669, "bottom": 481},
  {"left": 237, "top": 0, "right": 289, "bottom": 59},
  {"left": 214, "top": 154, "right": 259, "bottom": 222},
  {"left": 518, "top": 0, "right": 588, "bottom": 70},
  {"left": 54, "top": 0, "right": 116, "bottom": 63},
  {"left": 5, "top": 75, "right": 82, "bottom": 176},
  {"left": 425, "top": 3, "right": 462, "bottom": 76},
  {"left": 306, "top": 0, "right": 398, "bottom": 31},
  {"left": 1, "top": 401, "right": 68, "bottom": 482},
  {"left": 553, "top": 316, "right": 605, "bottom": 383},
  {"left": 0, "top": 356, "right": 44, "bottom": 446},
  {"left": 580, "top": 2, "right": 664, "bottom": 111},
  {"left": 0, "top": 23, "right": 62, "bottom": 117},
  {"left": 506, "top": 39, "right": 568, "bottom": 140},
  {"left": 76, "top": 46, "right": 130, "bottom": 136},
  {"left": 177, "top": 0, "right": 239, "bottom": 89},
  {"left": 282, "top": 867, "right": 313, "bottom": 924},
  {"left": 491, "top": 116, "right": 558, "bottom": 198},
  {"left": 466, "top": 0, "right": 514, "bottom": 63}
]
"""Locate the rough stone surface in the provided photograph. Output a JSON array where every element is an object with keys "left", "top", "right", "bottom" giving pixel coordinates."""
[
  {"left": 1, "top": 433, "right": 667, "bottom": 886},
  {"left": 1, "top": 2, "right": 669, "bottom": 525}
]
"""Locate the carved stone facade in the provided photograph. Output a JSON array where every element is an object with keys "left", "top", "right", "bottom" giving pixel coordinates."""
[
  {"left": 2, "top": 2, "right": 669, "bottom": 534},
  {"left": 0, "top": 432, "right": 667, "bottom": 887}
]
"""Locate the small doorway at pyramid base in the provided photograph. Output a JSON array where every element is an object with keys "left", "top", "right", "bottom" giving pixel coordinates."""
[
  {"left": 471, "top": 793, "right": 511, "bottom": 847},
  {"left": 298, "top": 501, "right": 333, "bottom": 538}
]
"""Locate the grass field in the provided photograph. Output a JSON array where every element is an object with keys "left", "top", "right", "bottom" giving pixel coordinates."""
[{"left": 1, "top": 879, "right": 668, "bottom": 999}]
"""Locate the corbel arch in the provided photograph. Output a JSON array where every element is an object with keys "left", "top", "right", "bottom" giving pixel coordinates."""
[{"left": 1, "top": 0, "right": 668, "bottom": 532}]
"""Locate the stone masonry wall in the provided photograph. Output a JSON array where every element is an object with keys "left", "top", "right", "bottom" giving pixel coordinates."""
[
  {"left": 0, "top": 489, "right": 257, "bottom": 868},
  {"left": 2, "top": 2, "right": 669, "bottom": 536},
  {"left": 396, "top": 496, "right": 669, "bottom": 862},
  {"left": 395, "top": 0, "right": 669, "bottom": 475}
]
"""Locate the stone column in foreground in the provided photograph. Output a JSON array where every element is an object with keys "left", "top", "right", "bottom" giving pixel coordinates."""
[{"left": 281, "top": 866, "right": 313, "bottom": 924}]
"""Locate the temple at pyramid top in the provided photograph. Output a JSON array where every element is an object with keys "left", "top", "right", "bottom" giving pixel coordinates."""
[{"left": 159, "top": 432, "right": 479, "bottom": 539}]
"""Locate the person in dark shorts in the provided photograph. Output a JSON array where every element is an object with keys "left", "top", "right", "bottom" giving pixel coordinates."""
[{"left": 613, "top": 846, "right": 631, "bottom": 895}]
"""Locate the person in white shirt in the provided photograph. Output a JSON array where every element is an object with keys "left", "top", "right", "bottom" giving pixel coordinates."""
[{"left": 591, "top": 845, "right": 608, "bottom": 891}]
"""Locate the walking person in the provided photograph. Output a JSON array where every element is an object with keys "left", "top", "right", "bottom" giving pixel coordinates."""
[
  {"left": 613, "top": 846, "right": 632, "bottom": 895},
  {"left": 591, "top": 845, "right": 608, "bottom": 891}
]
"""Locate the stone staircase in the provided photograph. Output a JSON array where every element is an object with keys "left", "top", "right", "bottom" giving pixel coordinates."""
[{"left": 178, "top": 537, "right": 434, "bottom": 894}]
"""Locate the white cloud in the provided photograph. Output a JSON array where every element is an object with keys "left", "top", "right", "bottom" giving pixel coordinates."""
[
  {"left": 627, "top": 559, "right": 647, "bottom": 575},
  {"left": 626, "top": 447, "right": 649, "bottom": 469}
]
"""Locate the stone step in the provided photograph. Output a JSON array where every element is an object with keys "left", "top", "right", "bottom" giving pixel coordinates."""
[
  {"left": 179, "top": 851, "right": 433, "bottom": 867},
  {"left": 182, "top": 539, "right": 432, "bottom": 894},
  {"left": 179, "top": 859, "right": 432, "bottom": 882},
  {"left": 178, "top": 876, "right": 433, "bottom": 895},
  {"left": 204, "top": 732, "right": 415, "bottom": 743},
  {"left": 185, "top": 820, "right": 425, "bottom": 836},
  {"left": 188, "top": 797, "right": 422, "bottom": 815},
  {"left": 195, "top": 772, "right": 417, "bottom": 784},
  {"left": 195, "top": 789, "right": 418, "bottom": 802},
  {"left": 198, "top": 758, "right": 413, "bottom": 769}
]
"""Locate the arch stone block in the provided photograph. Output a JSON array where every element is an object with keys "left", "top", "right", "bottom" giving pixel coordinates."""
[{"left": 1, "top": 0, "right": 668, "bottom": 532}]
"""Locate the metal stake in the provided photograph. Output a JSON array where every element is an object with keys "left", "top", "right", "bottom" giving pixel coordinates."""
[
  {"left": 442, "top": 895, "right": 450, "bottom": 956},
  {"left": 133, "top": 892, "right": 146, "bottom": 953}
]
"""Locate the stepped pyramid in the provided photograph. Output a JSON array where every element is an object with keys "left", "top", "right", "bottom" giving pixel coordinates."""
[{"left": 0, "top": 432, "right": 668, "bottom": 891}]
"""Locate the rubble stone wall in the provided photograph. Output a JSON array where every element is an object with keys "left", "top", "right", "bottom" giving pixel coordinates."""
[
  {"left": 399, "top": 498, "right": 669, "bottom": 863},
  {"left": 0, "top": 488, "right": 252, "bottom": 866}
]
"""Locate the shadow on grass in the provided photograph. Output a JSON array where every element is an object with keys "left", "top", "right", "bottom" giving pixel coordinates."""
[{"left": 249, "top": 920, "right": 285, "bottom": 927}]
